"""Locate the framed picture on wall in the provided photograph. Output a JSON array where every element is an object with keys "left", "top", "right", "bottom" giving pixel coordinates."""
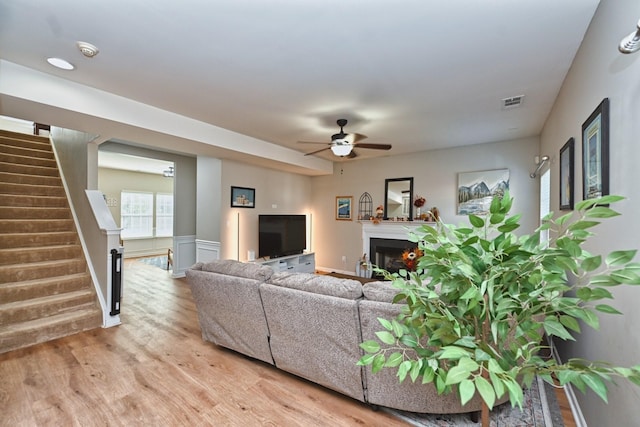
[
  {"left": 336, "top": 196, "right": 353, "bottom": 220},
  {"left": 231, "top": 186, "right": 255, "bottom": 208},
  {"left": 559, "top": 137, "right": 575, "bottom": 210},
  {"left": 457, "top": 169, "right": 510, "bottom": 215},
  {"left": 582, "top": 98, "right": 609, "bottom": 200}
]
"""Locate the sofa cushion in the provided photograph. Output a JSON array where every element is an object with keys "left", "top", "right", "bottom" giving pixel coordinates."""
[
  {"left": 200, "top": 259, "right": 273, "bottom": 282},
  {"left": 269, "top": 272, "right": 363, "bottom": 300},
  {"left": 362, "top": 280, "right": 400, "bottom": 303}
]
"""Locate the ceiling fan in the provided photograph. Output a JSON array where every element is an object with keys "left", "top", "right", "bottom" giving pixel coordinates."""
[{"left": 298, "top": 119, "right": 392, "bottom": 158}]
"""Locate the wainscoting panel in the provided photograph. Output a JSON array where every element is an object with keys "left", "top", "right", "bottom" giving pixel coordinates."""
[
  {"left": 195, "top": 239, "right": 221, "bottom": 263},
  {"left": 173, "top": 235, "right": 196, "bottom": 278}
]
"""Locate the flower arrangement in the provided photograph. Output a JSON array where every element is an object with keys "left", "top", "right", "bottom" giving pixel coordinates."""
[
  {"left": 413, "top": 195, "right": 426, "bottom": 208},
  {"left": 401, "top": 247, "right": 423, "bottom": 271}
]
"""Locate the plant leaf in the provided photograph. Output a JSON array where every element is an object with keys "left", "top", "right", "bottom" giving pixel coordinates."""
[
  {"left": 469, "top": 215, "right": 485, "bottom": 228},
  {"left": 543, "top": 317, "right": 575, "bottom": 340},
  {"left": 489, "top": 371, "right": 506, "bottom": 398},
  {"left": 378, "top": 317, "right": 393, "bottom": 331},
  {"left": 385, "top": 352, "right": 404, "bottom": 368},
  {"left": 606, "top": 250, "right": 637, "bottom": 266},
  {"left": 357, "top": 354, "right": 375, "bottom": 366},
  {"left": 459, "top": 379, "right": 476, "bottom": 405},
  {"left": 376, "top": 331, "right": 396, "bottom": 345},
  {"left": 585, "top": 206, "right": 621, "bottom": 219},
  {"left": 583, "top": 373, "right": 609, "bottom": 403},
  {"left": 475, "top": 376, "right": 496, "bottom": 409},
  {"left": 372, "top": 354, "right": 386, "bottom": 372},
  {"left": 595, "top": 304, "right": 622, "bottom": 315},
  {"left": 439, "top": 346, "right": 472, "bottom": 360},
  {"left": 581, "top": 255, "right": 602, "bottom": 272},
  {"left": 360, "top": 340, "right": 380, "bottom": 353},
  {"left": 397, "top": 360, "right": 412, "bottom": 382},
  {"left": 445, "top": 365, "right": 471, "bottom": 385}
]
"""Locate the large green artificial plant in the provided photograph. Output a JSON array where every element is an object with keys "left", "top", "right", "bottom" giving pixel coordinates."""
[{"left": 358, "top": 193, "right": 640, "bottom": 425}]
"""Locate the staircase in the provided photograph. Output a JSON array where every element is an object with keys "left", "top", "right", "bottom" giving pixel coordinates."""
[{"left": 0, "top": 129, "right": 102, "bottom": 354}]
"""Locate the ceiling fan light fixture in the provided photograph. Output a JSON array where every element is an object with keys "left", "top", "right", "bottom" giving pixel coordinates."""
[{"left": 330, "top": 144, "right": 353, "bottom": 157}]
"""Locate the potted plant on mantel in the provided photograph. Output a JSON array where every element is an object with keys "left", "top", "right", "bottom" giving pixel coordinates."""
[{"left": 358, "top": 193, "right": 640, "bottom": 427}]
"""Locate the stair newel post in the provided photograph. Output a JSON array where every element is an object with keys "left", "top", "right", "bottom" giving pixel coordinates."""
[{"left": 110, "top": 249, "right": 122, "bottom": 315}]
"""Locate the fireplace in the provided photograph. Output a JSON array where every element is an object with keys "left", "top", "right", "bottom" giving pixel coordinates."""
[
  {"left": 370, "top": 237, "right": 416, "bottom": 274},
  {"left": 361, "top": 221, "right": 424, "bottom": 277}
]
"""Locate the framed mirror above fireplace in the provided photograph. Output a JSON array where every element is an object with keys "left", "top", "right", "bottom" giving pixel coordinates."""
[{"left": 384, "top": 177, "right": 413, "bottom": 220}]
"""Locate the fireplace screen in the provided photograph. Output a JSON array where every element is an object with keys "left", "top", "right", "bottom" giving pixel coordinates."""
[{"left": 370, "top": 238, "right": 417, "bottom": 276}]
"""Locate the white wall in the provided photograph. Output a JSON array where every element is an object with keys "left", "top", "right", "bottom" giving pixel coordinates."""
[
  {"left": 541, "top": 1, "right": 640, "bottom": 425},
  {"left": 311, "top": 137, "right": 541, "bottom": 272},
  {"left": 220, "top": 160, "right": 313, "bottom": 261}
]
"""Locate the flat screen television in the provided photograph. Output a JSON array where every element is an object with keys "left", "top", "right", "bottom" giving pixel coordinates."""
[{"left": 259, "top": 214, "right": 306, "bottom": 259}]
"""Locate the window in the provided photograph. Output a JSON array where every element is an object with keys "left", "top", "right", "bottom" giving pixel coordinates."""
[
  {"left": 539, "top": 169, "right": 551, "bottom": 247},
  {"left": 121, "top": 191, "right": 174, "bottom": 239},
  {"left": 121, "top": 192, "right": 153, "bottom": 238},
  {"left": 156, "top": 193, "right": 174, "bottom": 237}
]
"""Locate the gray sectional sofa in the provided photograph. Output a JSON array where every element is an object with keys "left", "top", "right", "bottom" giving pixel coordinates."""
[{"left": 186, "top": 259, "right": 490, "bottom": 414}]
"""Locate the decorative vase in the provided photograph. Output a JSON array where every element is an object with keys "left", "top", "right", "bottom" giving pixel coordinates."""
[{"left": 415, "top": 207, "right": 421, "bottom": 219}]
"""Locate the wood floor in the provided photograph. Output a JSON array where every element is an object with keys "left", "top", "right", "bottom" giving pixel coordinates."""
[
  {"left": 0, "top": 259, "right": 577, "bottom": 426},
  {"left": 0, "top": 260, "right": 409, "bottom": 426}
]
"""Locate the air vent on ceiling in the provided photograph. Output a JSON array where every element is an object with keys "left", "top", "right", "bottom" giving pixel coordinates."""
[{"left": 501, "top": 95, "right": 524, "bottom": 109}]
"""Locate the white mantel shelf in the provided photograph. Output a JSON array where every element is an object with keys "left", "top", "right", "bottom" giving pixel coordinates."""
[{"left": 360, "top": 221, "right": 435, "bottom": 259}]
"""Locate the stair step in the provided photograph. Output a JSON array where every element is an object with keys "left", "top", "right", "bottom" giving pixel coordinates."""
[
  {"left": 0, "top": 231, "right": 79, "bottom": 248},
  {"left": 0, "top": 289, "right": 97, "bottom": 324},
  {"left": 0, "top": 161, "right": 59, "bottom": 178},
  {"left": 0, "top": 258, "right": 87, "bottom": 283},
  {"left": 0, "top": 130, "right": 51, "bottom": 145},
  {"left": 0, "top": 152, "right": 57, "bottom": 168},
  {"left": 0, "top": 171, "right": 62, "bottom": 187},
  {"left": 0, "top": 130, "right": 102, "bottom": 355},
  {"left": 0, "top": 307, "right": 102, "bottom": 354},
  {"left": 0, "top": 219, "right": 75, "bottom": 233},
  {"left": 0, "top": 193, "right": 68, "bottom": 208},
  {"left": 0, "top": 206, "right": 71, "bottom": 220},
  {"left": 0, "top": 182, "right": 65, "bottom": 197},
  {"left": 0, "top": 143, "right": 55, "bottom": 160},
  {"left": 0, "top": 244, "right": 83, "bottom": 266},
  {"left": 0, "top": 272, "right": 92, "bottom": 304}
]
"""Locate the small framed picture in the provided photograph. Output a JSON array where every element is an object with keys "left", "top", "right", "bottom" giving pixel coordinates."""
[
  {"left": 336, "top": 196, "right": 353, "bottom": 220},
  {"left": 582, "top": 98, "right": 609, "bottom": 200},
  {"left": 231, "top": 186, "right": 255, "bottom": 208},
  {"left": 559, "top": 138, "right": 575, "bottom": 210}
]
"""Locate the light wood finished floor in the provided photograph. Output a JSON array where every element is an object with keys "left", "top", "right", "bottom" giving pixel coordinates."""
[{"left": 0, "top": 259, "right": 577, "bottom": 426}]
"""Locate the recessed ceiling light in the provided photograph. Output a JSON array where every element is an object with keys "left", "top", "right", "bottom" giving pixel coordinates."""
[{"left": 47, "top": 57, "right": 75, "bottom": 70}]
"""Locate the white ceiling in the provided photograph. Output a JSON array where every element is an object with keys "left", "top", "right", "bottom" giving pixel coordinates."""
[
  {"left": 0, "top": 0, "right": 600, "bottom": 167},
  {"left": 98, "top": 151, "right": 173, "bottom": 176}
]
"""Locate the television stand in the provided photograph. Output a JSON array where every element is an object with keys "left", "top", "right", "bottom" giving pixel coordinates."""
[{"left": 255, "top": 252, "right": 315, "bottom": 273}]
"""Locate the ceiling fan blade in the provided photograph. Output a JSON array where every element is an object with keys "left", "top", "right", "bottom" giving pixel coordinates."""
[
  {"left": 297, "top": 140, "right": 331, "bottom": 145},
  {"left": 353, "top": 143, "right": 392, "bottom": 150},
  {"left": 351, "top": 133, "right": 368, "bottom": 143},
  {"left": 342, "top": 133, "right": 367, "bottom": 144},
  {"left": 304, "top": 147, "right": 332, "bottom": 156}
]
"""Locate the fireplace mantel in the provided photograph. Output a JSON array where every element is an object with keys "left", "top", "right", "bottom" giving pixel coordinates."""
[{"left": 361, "top": 221, "right": 433, "bottom": 259}]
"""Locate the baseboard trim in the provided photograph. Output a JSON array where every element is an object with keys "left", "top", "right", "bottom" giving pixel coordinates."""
[{"left": 548, "top": 336, "right": 587, "bottom": 427}]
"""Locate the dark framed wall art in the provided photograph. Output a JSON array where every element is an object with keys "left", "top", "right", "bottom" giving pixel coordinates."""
[
  {"left": 581, "top": 98, "right": 610, "bottom": 200},
  {"left": 231, "top": 186, "right": 255, "bottom": 208},
  {"left": 559, "top": 138, "right": 575, "bottom": 210}
]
